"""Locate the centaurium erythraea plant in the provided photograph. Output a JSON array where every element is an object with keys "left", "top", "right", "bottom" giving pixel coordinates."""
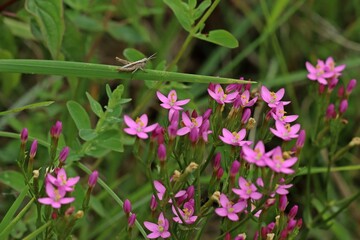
[{"left": 122, "top": 85, "right": 304, "bottom": 239}]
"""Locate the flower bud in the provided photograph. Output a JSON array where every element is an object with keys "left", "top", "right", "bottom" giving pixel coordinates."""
[
  {"left": 30, "top": 139, "right": 38, "bottom": 159},
  {"left": 213, "top": 153, "right": 221, "bottom": 172},
  {"left": 346, "top": 79, "right": 357, "bottom": 95},
  {"left": 88, "top": 170, "right": 99, "bottom": 188},
  {"left": 150, "top": 195, "right": 157, "bottom": 211},
  {"left": 349, "top": 137, "right": 360, "bottom": 147},
  {"left": 123, "top": 199, "right": 132, "bottom": 215},
  {"left": 33, "top": 170, "right": 39, "bottom": 178},
  {"left": 75, "top": 210, "right": 84, "bottom": 219},
  {"left": 234, "top": 233, "right": 246, "bottom": 240},
  {"left": 287, "top": 218, "right": 297, "bottom": 231},
  {"left": 158, "top": 144, "right": 166, "bottom": 162},
  {"left": 59, "top": 146, "right": 70, "bottom": 163},
  {"left": 241, "top": 108, "right": 251, "bottom": 124},
  {"left": 230, "top": 160, "right": 240, "bottom": 177},
  {"left": 246, "top": 118, "right": 256, "bottom": 130},
  {"left": 20, "top": 128, "right": 28, "bottom": 144},
  {"left": 189, "top": 127, "right": 199, "bottom": 143},
  {"left": 328, "top": 77, "right": 338, "bottom": 91},
  {"left": 186, "top": 186, "right": 195, "bottom": 199},
  {"left": 50, "top": 121, "right": 62, "bottom": 138},
  {"left": 337, "top": 86, "right": 344, "bottom": 98},
  {"left": 225, "top": 233, "right": 231, "bottom": 240},
  {"left": 296, "top": 130, "right": 306, "bottom": 149},
  {"left": 216, "top": 167, "right": 224, "bottom": 180},
  {"left": 288, "top": 205, "right": 298, "bottom": 219},
  {"left": 339, "top": 99, "right": 348, "bottom": 114},
  {"left": 325, "top": 104, "right": 336, "bottom": 119},
  {"left": 65, "top": 206, "right": 75, "bottom": 216},
  {"left": 185, "top": 162, "right": 198, "bottom": 174},
  {"left": 128, "top": 213, "right": 136, "bottom": 228},
  {"left": 203, "top": 109, "right": 212, "bottom": 120},
  {"left": 279, "top": 195, "right": 288, "bottom": 212},
  {"left": 210, "top": 191, "right": 220, "bottom": 205},
  {"left": 266, "top": 233, "right": 275, "bottom": 240},
  {"left": 318, "top": 84, "right": 326, "bottom": 94}
]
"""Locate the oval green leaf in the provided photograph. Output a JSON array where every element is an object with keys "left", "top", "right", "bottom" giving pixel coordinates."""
[
  {"left": 67, "top": 100, "right": 91, "bottom": 130},
  {"left": 195, "top": 29, "right": 239, "bottom": 48}
]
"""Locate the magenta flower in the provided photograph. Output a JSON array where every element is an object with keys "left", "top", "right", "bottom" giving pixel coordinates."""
[
  {"left": 157, "top": 90, "right": 190, "bottom": 120},
  {"left": 38, "top": 183, "right": 75, "bottom": 208},
  {"left": 270, "top": 121, "right": 300, "bottom": 141},
  {"left": 208, "top": 84, "right": 238, "bottom": 105},
  {"left": 265, "top": 147, "right": 297, "bottom": 174},
  {"left": 30, "top": 140, "right": 38, "bottom": 158},
  {"left": 88, "top": 170, "right": 98, "bottom": 188},
  {"left": 172, "top": 199, "right": 198, "bottom": 224},
  {"left": 305, "top": 60, "right": 333, "bottom": 85},
  {"left": 242, "top": 141, "right": 270, "bottom": 167},
  {"left": 50, "top": 121, "right": 62, "bottom": 138},
  {"left": 215, "top": 194, "right": 246, "bottom": 221},
  {"left": 219, "top": 128, "right": 251, "bottom": 146},
  {"left": 177, "top": 112, "right": 202, "bottom": 136},
  {"left": 47, "top": 168, "right": 80, "bottom": 192},
  {"left": 123, "top": 114, "right": 158, "bottom": 139},
  {"left": 144, "top": 212, "right": 171, "bottom": 239},
  {"left": 260, "top": 86, "right": 289, "bottom": 108},
  {"left": 20, "top": 128, "right": 28, "bottom": 143},
  {"left": 271, "top": 103, "right": 298, "bottom": 124},
  {"left": 232, "top": 177, "right": 262, "bottom": 200}
]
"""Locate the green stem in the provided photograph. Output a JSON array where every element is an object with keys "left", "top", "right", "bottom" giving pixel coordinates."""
[
  {"left": 23, "top": 221, "right": 51, "bottom": 240},
  {"left": 0, "top": 198, "right": 35, "bottom": 238}
]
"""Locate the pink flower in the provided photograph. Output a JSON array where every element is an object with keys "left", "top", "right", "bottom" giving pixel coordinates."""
[
  {"left": 233, "top": 90, "right": 258, "bottom": 108},
  {"left": 157, "top": 90, "right": 190, "bottom": 120},
  {"left": 270, "top": 103, "right": 298, "bottom": 124},
  {"left": 177, "top": 112, "right": 202, "bottom": 136},
  {"left": 270, "top": 121, "right": 300, "bottom": 141},
  {"left": 305, "top": 60, "right": 333, "bottom": 85},
  {"left": 242, "top": 141, "right": 270, "bottom": 167},
  {"left": 172, "top": 199, "right": 197, "bottom": 224},
  {"left": 144, "top": 212, "right": 171, "bottom": 239},
  {"left": 260, "top": 86, "right": 289, "bottom": 108},
  {"left": 265, "top": 147, "right": 297, "bottom": 174},
  {"left": 38, "top": 183, "right": 75, "bottom": 208},
  {"left": 154, "top": 180, "right": 166, "bottom": 201},
  {"left": 208, "top": 84, "right": 238, "bottom": 104},
  {"left": 232, "top": 177, "right": 262, "bottom": 200},
  {"left": 324, "top": 57, "right": 346, "bottom": 78},
  {"left": 124, "top": 114, "right": 158, "bottom": 139},
  {"left": 215, "top": 194, "right": 246, "bottom": 221},
  {"left": 219, "top": 128, "right": 251, "bottom": 146},
  {"left": 47, "top": 168, "right": 80, "bottom": 192},
  {"left": 274, "top": 178, "right": 293, "bottom": 195},
  {"left": 88, "top": 170, "right": 98, "bottom": 188}
]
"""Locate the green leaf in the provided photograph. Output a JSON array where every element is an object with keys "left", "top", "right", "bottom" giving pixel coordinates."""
[
  {"left": 0, "top": 171, "right": 25, "bottom": 192},
  {"left": 0, "top": 49, "right": 21, "bottom": 95},
  {"left": 193, "top": 0, "right": 211, "bottom": 20},
  {"left": 195, "top": 29, "right": 239, "bottom": 48},
  {"left": 163, "top": 0, "right": 193, "bottom": 31},
  {"left": 0, "top": 101, "right": 54, "bottom": 116},
  {"left": 67, "top": 101, "right": 91, "bottom": 130},
  {"left": 3, "top": 17, "right": 35, "bottom": 40},
  {"left": 25, "top": 0, "right": 65, "bottom": 59},
  {"left": 86, "top": 92, "right": 104, "bottom": 118},
  {"left": 0, "top": 186, "right": 29, "bottom": 233},
  {"left": 188, "top": 0, "right": 197, "bottom": 9},
  {"left": 79, "top": 129, "right": 98, "bottom": 141},
  {"left": 107, "top": 22, "right": 145, "bottom": 44},
  {"left": 123, "top": 48, "right": 146, "bottom": 61}
]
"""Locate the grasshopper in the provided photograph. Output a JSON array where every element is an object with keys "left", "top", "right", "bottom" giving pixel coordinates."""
[{"left": 115, "top": 53, "right": 156, "bottom": 73}]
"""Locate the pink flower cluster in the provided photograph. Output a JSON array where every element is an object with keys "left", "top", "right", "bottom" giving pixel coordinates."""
[
  {"left": 38, "top": 168, "right": 80, "bottom": 209},
  {"left": 306, "top": 57, "right": 356, "bottom": 118}
]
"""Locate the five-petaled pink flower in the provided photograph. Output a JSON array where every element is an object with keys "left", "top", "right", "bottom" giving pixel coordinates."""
[
  {"left": 260, "top": 86, "right": 290, "bottom": 108},
  {"left": 144, "top": 212, "right": 171, "bottom": 239},
  {"left": 47, "top": 168, "right": 80, "bottom": 192},
  {"left": 233, "top": 90, "right": 258, "bottom": 108},
  {"left": 38, "top": 183, "right": 75, "bottom": 209},
  {"left": 124, "top": 114, "right": 158, "bottom": 139},
  {"left": 305, "top": 60, "right": 333, "bottom": 85},
  {"left": 324, "top": 57, "right": 346, "bottom": 78},
  {"left": 273, "top": 178, "right": 293, "bottom": 196},
  {"left": 172, "top": 199, "right": 198, "bottom": 224},
  {"left": 219, "top": 128, "right": 251, "bottom": 147},
  {"left": 232, "top": 177, "right": 262, "bottom": 200},
  {"left": 270, "top": 103, "right": 298, "bottom": 124},
  {"left": 215, "top": 194, "right": 246, "bottom": 221},
  {"left": 242, "top": 141, "right": 270, "bottom": 167},
  {"left": 208, "top": 84, "right": 238, "bottom": 105},
  {"left": 177, "top": 112, "right": 203, "bottom": 136},
  {"left": 270, "top": 121, "right": 300, "bottom": 141},
  {"left": 157, "top": 90, "right": 190, "bottom": 120},
  {"left": 265, "top": 147, "right": 297, "bottom": 174}
]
